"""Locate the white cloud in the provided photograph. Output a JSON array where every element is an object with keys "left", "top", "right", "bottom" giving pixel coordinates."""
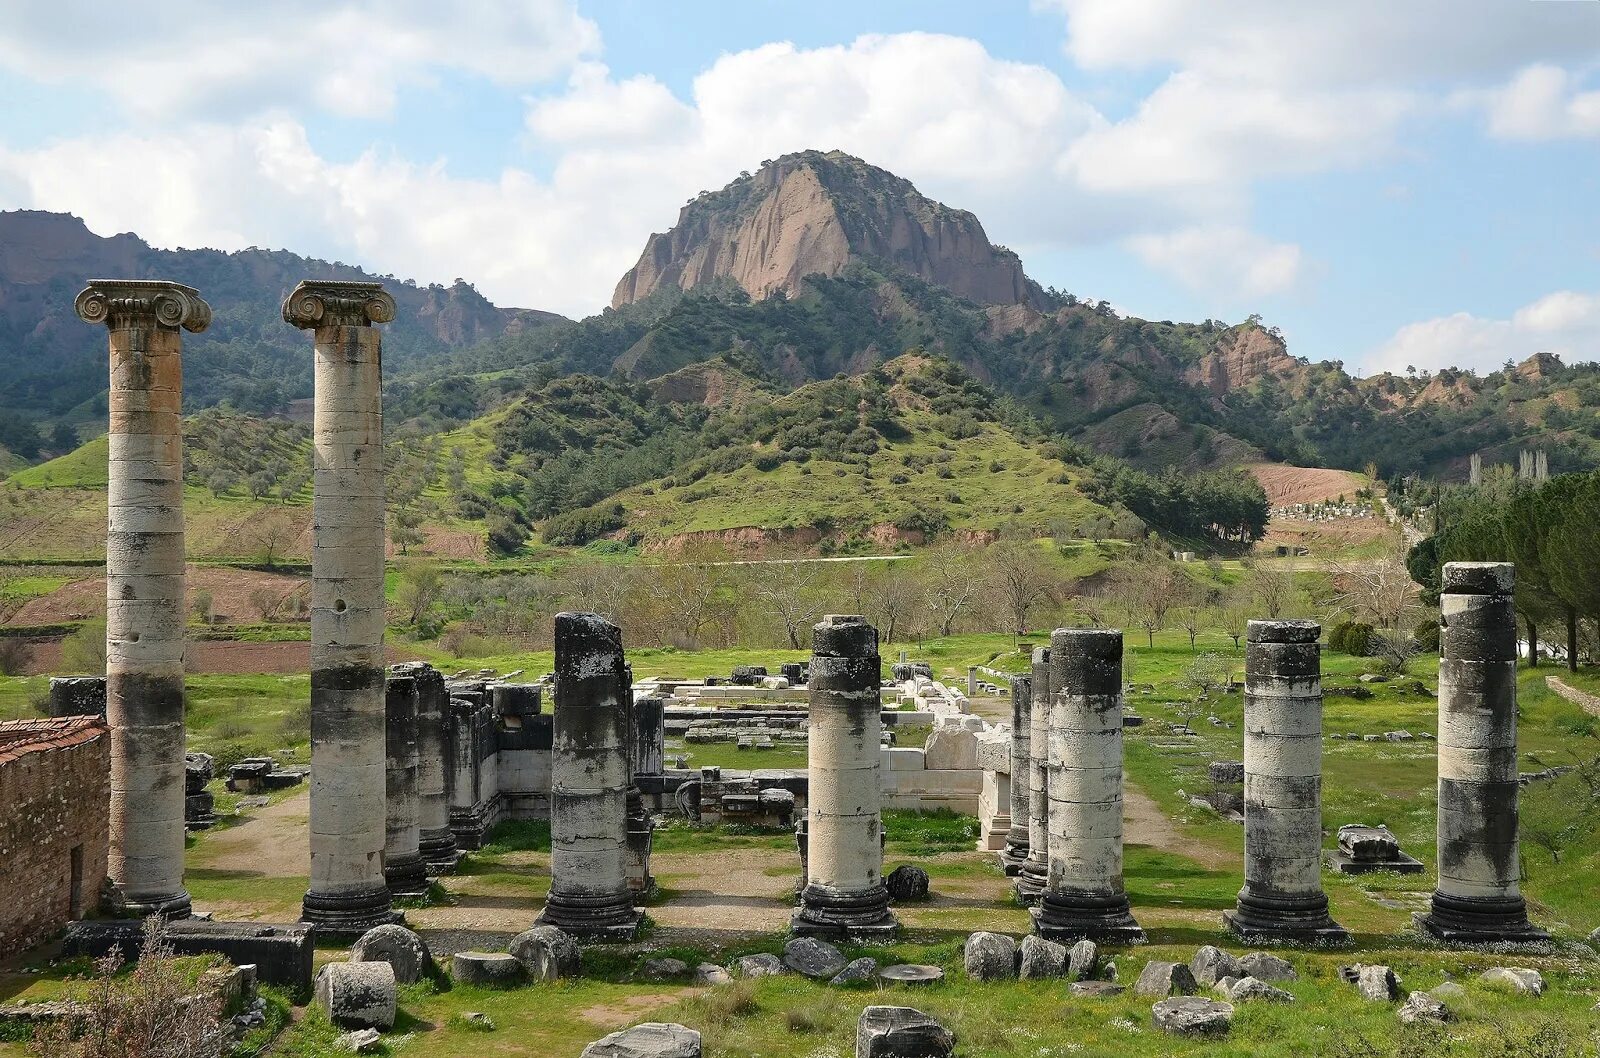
[
  {"left": 0, "top": 1, "right": 600, "bottom": 121},
  {"left": 1038, "top": 0, "right": 1600, "bottom": 88},
  {"left": 1477, "top": 64, "right": 1600, "bottom": 140},
  {"left": 0, "top": 33, "right": 1131, "bottom": 315},
  {"left": 1128, "top": 225, "right": 1304, "bottom": 300},
  {"left": 1368, "top": 290, "right": 1600, "bottom": 376}
]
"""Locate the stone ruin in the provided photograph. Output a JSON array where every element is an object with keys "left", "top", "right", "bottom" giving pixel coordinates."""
[{"left": 0, "top": 274, "right": 1562, "bottom": 1047}]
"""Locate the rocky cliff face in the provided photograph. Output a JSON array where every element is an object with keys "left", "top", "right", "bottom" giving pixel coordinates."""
[
  {"left": 612, "top": 150, "right": 1043, "bottom": 309},
  {"left": 1185, "top": 325, "right": 1301, "bottom": 397}
]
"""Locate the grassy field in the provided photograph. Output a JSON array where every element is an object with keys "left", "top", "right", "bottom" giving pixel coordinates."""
[{"left": 3, "top": 631, "right": 1598, "bottom": 1058}]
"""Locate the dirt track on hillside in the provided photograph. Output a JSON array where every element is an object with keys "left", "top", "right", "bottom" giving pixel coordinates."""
[{"left": 9, "top": 565, "right": 307, "bottom": 626}]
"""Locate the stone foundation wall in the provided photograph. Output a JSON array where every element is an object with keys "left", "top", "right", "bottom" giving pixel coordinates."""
[{"left": 0, "top": 718, "right": 110, "bottom": 954}]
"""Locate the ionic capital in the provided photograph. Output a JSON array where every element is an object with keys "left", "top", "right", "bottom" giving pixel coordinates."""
[
  {"left": 282, "top": 280, "right": 396, "bottom": 329},
  {"left": 75, "top": 280, "right": 211, "bottom": 333}
]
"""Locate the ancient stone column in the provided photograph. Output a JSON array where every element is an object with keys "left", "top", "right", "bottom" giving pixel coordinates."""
[
  {"left": 76, "top": 280, "right": 210, "bottom": 918},
  {"left": 404, "top": 662, "right": 458, "bottom": 872},
  {"left": 1015, "top": 647, "right": 1051, "bottom": 904},
  {"left": 1033, "top": 629, "right": 1143, "bottom": 942},
  {"left": 285, "top": 281, "right": 398, "bottom": 934},
  {"left": 793, "top": 615, "right": 898, "bottom": 939},
  {"left": 536, "top": 613, "right": 641, "bottom": 939},
  {"left": 623, "top": 685, "right": 656, "bottom": 897},
  {"left": 1000, "top": 674, "right": 1032, "bottom": 875},
  {"left": 383, "top": 673, "right": 427, "bottom": 897},
  {"left": 1225, "top": 620, "right": 1348, "bottom": 943},
  {"left": 1416, "top": 562, "right": 1548, "bottom": 945}
]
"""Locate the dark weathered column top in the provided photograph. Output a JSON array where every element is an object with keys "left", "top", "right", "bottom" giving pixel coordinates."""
[
  {"left": 75, "top": 279, "right": 211, "bottom": 332},
  {"left": 282, "top": 279, "right": 396, "bottom": 329},
  {"left": 814, "top": 614, "right": 876, "bottom": 657},
  {"left": 1442, "top": 561, "right": 1514, "bottom": 597},
  {"left": 1248, "top": 619, "right": 1320, "bottom": 644}
]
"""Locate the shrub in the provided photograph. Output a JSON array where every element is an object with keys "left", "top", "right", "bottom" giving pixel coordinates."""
[
  {"left": 0, "top": 638, "right": 29, "bottom": 676},
  {"left": 540, "top": 503, "right": 625, "bottom": 547}
]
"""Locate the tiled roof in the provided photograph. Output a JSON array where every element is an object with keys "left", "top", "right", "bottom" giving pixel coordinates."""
[{"left": 0, "top": 716, "right": 108, "bottom": 765}]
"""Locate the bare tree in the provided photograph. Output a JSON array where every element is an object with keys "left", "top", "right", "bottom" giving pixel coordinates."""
[
  {"left": 395, "top": 564, "right": 443, "bottom": 629},
  {"left": 1245, "top": 560, "right": 1298, "bottom": 620},
  {"left": 1118, "top": 560, "right": 1181, "bottom": 649},
  {"left": 987, "top": 536, "right": 1060, "bottom": 642},
  {"left": 869, "top": 566, "right": 923, "bottom": 644},
  {"left": 646, "top": 544, "right": 736, "bottom": 649},
  {"left": 747, "top": 552, "right": 827, "bottom": 649},
  {"left": 561, "top": 561, "right": 634, "bottom": 626},
  {"left": 920, "top": 541, "right": 982, "bottom": 637},
  {"left": 1329, "top": 546, "right": 1422, "bottom": 673}
]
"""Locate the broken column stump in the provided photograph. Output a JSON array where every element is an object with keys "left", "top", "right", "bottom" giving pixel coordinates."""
[
  {"left": 1015, "top": 647, "right": 1051, "bottom": 905},
  {"left": 793, "top": 615, "right": 898, "bottom": 941},
  {"left": 1000, "top": 673, "right": 1032, "bottom": 876},
  {"left": 1225, "top": 619, "right": 1348, "bottom": 944},
  {"left": 535, "top": 613, "right": 642, "bottom": 940},
  {"left": 1032, "top": 629, "right": 1143, "bottom": 943},
  {"left": 1415, "top": 562, "right": 1548, "bottom": 947}
]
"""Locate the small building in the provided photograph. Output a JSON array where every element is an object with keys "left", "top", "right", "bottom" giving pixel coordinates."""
[{"left": 0, "top": 716, "right": 110, "bottom": 954}]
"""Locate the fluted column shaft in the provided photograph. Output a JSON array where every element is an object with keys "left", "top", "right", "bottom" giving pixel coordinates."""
[
  {"left": 77, "top": 280, "right": 209, "bottom": 918},
  {"left": 793, "top": 615, "right": 898, "bottom": 939},
  {"left": 1417, "top": 562, "right": 1547, "bottom": 945},
  {"left": 1033, "top": 629, "right": 1142, "bottom": 942},
  {"left": 1226, "top": 620, "right": 1347, "bottom": 943}
]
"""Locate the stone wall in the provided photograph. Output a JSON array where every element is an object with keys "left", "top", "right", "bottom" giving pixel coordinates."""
[{"left": 0, "top": 717, "right": 110, "bottom": 954}]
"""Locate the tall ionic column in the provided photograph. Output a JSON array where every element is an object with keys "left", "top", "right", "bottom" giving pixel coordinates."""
[
  {"left": 1015, "top": 647, "right": 1051, "bottom": 904},
  {"left": 1000, "top": 674, "right": 1032, "bottom": 875},
  {"left": 1225, "top": 620, "right": 1348, "bottom": 943},
  {"left": 536, "top": 613, "right": 641, "bottom": 939},
  {"left": 76, "top": 280, "right": 210, "bottom": 917},
  {"left": 1416, "top": 562, "right": 1548, "bottom": 945},
  {"left": 1033, "top": 629, "right": 1143, "bottom": 943},
  {"left": 384, "top": 673, "right": 428, "bottom": 897},
  {"left": 285, "top": 280, "right": 398, "bottom": 935},
  {"left": 793, "top": 615, "right": 898, "bottom": 940}
]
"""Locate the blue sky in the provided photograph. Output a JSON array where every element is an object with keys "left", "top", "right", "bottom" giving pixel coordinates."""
[{"left": 0, "top": 1, "right": 1597, "bottom": 376}]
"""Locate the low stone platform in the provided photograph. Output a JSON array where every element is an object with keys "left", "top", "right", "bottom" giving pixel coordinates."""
[{"left": 63, "top": 920, "right": 314, "bottom": 990}]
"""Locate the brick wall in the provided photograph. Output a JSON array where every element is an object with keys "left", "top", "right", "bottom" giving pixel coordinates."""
[{"left": 0, "top": 717, "right": 110, "bottom": 955}]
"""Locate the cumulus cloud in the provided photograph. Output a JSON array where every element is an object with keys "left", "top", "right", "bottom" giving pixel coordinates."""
[
  {"left": 0, "top": 0, "right": 600, "bottom": 120},
  {"left": 1368, "top": 290, "right": 1600, "bottom": 376},
  {"left": 1127, "top": 225, "right": 1304, "bottom": 300},
  {"left": 1477, "top": 64, "right": 1600, "bottom": 140},
  {"left": 0, "top": 33, "right": 1144, "bottom": 314}
]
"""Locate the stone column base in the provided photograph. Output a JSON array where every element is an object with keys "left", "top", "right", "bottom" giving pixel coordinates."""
[
  {"left": 419, "top": 829, "right": 460, "bottom": 874},
  {"left": 1413, "top": 893, "right": 1550, "bottom": 950},
  {"left": 792, "top": 883, "right": 899, "bottom": 941},
  {"left": 1225, "top": 888, "right": 1349, "bottom": 945},
  {"left": 1013, "top": 861, "right": 1047, "bottom": 905},
  {"left": 999, "top": 838, "right": 1030, "bottom": 876},
  {"left": 536, "top": 895, "right": 642, "bottom": 941},
  {"left": 107, "top": 885, "right": 192, "bottom": 920},
  {"left": 384, "top": 852, "right": 431, "bottom": 898},
  {"left": 301, "top": 884, "right": 401, "bottom": 939},
  {"left": 1032, "top": 892, "right": 1145, "bottom": 944}
]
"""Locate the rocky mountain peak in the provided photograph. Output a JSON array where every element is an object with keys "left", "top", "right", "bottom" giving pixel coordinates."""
[{"left": 611, "top": 150, "right": 1044, "bottom": 310}]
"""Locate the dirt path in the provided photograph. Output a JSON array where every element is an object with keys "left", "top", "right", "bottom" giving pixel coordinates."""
[
  {"left": 191, "top": 789, "right": 311, "bottom": 876},
  {"left": 1123, "top": 781, "right": 1232, "bottom": 869}
]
